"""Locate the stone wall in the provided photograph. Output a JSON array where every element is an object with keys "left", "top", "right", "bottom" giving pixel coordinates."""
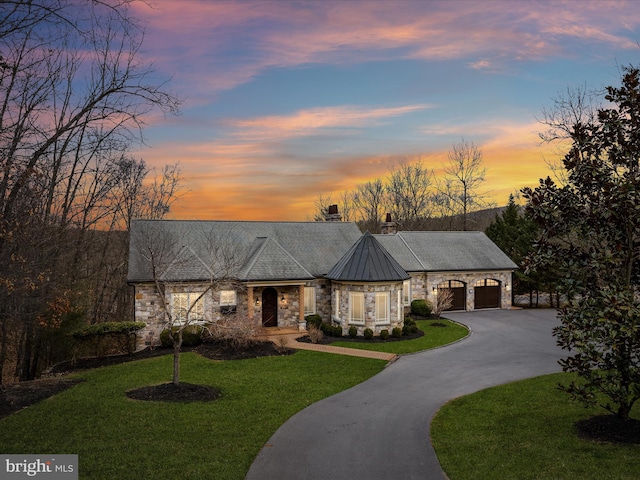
[
  {"left": 330, "top": 281, "right": 404, "bottom": 336},
  {"left": 419, "top": 271, "right": 513, "bottom": 311}
]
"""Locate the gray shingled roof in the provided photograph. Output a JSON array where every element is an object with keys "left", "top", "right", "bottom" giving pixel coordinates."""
[
  {"left": 239, "top": 237, "right": 314, "bottom": 281},
  {"left": 127, "top": 219, "right": 362, "bottom": 282},
  {"left": 326, "top": 232, "right": 410, "bottom": 282},
  {"left": 128, "top": 220, "right": 517, "bottom": 284},
  {"left": 374, "top": 231, "right": 518, "bottom": 272}
]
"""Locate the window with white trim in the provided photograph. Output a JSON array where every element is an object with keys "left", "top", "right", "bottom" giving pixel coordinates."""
[
  {"left": 333, "top": 290, "right": 340, "bottom": 320},
  {"left": 403, "top": 279, "right": 411, "bottom": 305},
  {"left": 172, "top": 291, "right": 205, "bottom": 323},
  {"left": 397, "top": 290, "right": 403, "bottom": 322},
  {"left": 304, "top": 286, "right": 316, "bottom": 315},
  {"left": 375, "top": 292, "right": 390, "bottom": 324},
  {"left": 220, "top": 290, "right": 237, "bottom": 306},
  {"left": 349, "top": 292, "right": 364, "bottom": 325}
]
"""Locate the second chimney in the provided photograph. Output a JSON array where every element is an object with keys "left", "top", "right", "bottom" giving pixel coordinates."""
[
  {"left": 381, "top": 213, "right": 397, "bottom": 234},
  {"left": 325, "top": 204, "right": 342, "bottom": 222}
]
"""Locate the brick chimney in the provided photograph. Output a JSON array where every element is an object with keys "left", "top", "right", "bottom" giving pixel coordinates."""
[
  {"left": 325, "top": 204, "right": 342, "bottom": 222},
  {"left": 381, "top": 213, "right": 397, "bottom": 234}
]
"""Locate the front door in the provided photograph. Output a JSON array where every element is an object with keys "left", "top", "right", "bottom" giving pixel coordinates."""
[{"left": 262, "top": 287, "right": 278, "bottom": 327}]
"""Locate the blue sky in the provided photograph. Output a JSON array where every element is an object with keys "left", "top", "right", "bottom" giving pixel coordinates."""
[{"left": 130, "top": 0, "right": 640, "bottom": 220}]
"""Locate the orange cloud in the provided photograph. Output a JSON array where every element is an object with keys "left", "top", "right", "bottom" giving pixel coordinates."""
[{"left": 226, "top": 104, "right": 431, "bottom": 139}]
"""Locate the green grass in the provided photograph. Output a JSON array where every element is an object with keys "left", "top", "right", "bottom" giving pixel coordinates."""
[
  {"left": 0, "top": 351, "right": 386, "bottom": 480},
  {"left": 330, "top": 319, "right": 469, "bottom": 354},
  {"left": 431, "top": 372, "right": 640, "bottom": 480}
]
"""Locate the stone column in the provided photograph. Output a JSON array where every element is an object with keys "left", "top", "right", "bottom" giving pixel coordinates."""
[
  {"left": 248, "top": 286, "right": 254, "bottom": 321},
  {"left": 298, "top": 285, "right": 306, "bottom": 331}
]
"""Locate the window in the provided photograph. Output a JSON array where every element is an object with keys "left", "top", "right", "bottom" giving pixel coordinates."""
[
  {"left": 403, "top": 279, "right": 411, "bottom": 305},
  {"left": 397, "top": 290, "right": 403, "bottom": 322},
  {"left": 349, "top": 292, "right": 364, "bottom": 324},
  {"left": 304, "top": 286, "right": 316, "bottom": 315},
  {"left": 333, "top": 290, "right": 340, "bottom": 320},
  {"left": 220, "top": 290, "right": 237, "bottom": 306},
  {"left": 375, "top": 292, "right": 390, "bottom": 325},
  {"left": 474, "top": 279, "right": 499, "bottom": 287},
  {"left": 172, "top": 292, "right": 205, "bottom": 323}
]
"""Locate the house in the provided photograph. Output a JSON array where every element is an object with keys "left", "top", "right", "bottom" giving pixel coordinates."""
[{"left": 127, "top": 210, "right": 517, "bottom": 344}]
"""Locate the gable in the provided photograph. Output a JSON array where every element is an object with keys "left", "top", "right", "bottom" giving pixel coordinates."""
[{"left": 240, "top": 237, "right": 314, "bottom": 281}]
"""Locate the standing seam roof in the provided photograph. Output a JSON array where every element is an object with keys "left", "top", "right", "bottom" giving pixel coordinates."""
[{"left": 326, "top": 232, "right": 410, "bottom": 282}]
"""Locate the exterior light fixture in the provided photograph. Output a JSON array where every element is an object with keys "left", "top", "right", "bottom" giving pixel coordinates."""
[
  {"left": 281, "top": 294, "right": 286, "bottom": 304},
  {"left": 432, "top": 286, "right": 437, "bottom": 295},
  {"left": 505, "top": 283, "right": 511, "bottom": 291}
]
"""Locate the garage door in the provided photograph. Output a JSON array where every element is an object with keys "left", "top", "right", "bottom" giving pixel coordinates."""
[
  {"left": 474, "top": 279, "right": 500, "bottom": 309},
  {"left": 438, "top": 280, "right": 466, "bottom": 311}
]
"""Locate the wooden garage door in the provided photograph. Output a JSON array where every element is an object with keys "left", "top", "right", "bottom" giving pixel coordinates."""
[
  {"left": 474, "top": 279, "right": 500, "bottom": 309},
  {"left": 439, "top": 280, "right": 466, "bottom": 311}
]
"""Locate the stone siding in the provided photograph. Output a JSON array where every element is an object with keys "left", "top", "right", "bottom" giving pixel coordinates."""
[{"left": 331, "top": 281, "right": 404, "bottom": 336}]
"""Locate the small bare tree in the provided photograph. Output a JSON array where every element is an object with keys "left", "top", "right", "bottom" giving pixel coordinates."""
[
  {"left": 132, "top": 222, "right": 244, "bottom": 385},
  {"left": 432, "top": 288, "right": 454, "bottom": 319}
]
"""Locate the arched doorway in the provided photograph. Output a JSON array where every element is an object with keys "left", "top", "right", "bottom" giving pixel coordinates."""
[
  {"left": 474, "top": 278, "right": 501, "bottom": 309},
  {"left": 438, "top": 280, "right": 466, "bottom": 311},
  {"left": 262, "top": 287, "right": 278, "bottom": 327}
]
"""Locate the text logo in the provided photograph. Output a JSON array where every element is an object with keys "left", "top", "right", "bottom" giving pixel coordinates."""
[{"left": 1, "top": 455, "right": 77, "bottom": 479}]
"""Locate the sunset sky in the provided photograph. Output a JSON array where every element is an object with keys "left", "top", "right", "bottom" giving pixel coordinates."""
[{"left": 130, "top": 0, "right": 640, "bottom": 221}]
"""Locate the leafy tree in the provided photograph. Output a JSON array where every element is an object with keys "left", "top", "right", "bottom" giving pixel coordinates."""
[{"left": 523, "top": 65, "right": 640, "bottom": 420}]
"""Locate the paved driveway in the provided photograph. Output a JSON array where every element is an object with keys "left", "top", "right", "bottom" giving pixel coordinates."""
[{"left": 246, "top": 309, "right": 563, "bottom": 480}]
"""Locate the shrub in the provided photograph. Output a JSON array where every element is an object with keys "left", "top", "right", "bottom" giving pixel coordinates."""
[
  {"left": 363, "top": 328, "right": 374, "bottom": 340},
  {"left": 72, "top": 321, "right": 146, "bottom": 357},
  {"left": 305, "top": 314, "right": 322, "bottom": 329},
  {"left": 320, "top": 323, "right": 343, "bottom": 337},
  {"left": 308, "top": 325, "right": 324, "bottom": 344},
  {"left": 206, "top": 315, "right": 259, "bottom": 350},
  {"left": 392, "top": 327, "right": 403, "bottom": 338},
  {"left": 380, "top": 329, "right": 389, "bottom": 340},
  {"left": 160, "top": 324, "right": 205, "bottom": 348},
  {"left": 411, "top": 299, "right": 432, "bottom": 317},
  {"left": 404, "top": 317, "right": 416, "bottom": 327},
  {"left": 348, "top": 326, "right": 358, "bottom": 338},
  {"left": 403, "top": 324, "right": 419, "bottom": 335},
  {"left": 402, "top": 318, "right": 419, "bottom": 335}
]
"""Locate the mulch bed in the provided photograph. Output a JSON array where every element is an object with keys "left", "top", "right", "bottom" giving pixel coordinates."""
[
  {"left": 576, "top": 415, "right": 640, "bottom": 444},
  {"left": 1, "top": 340, "right": 294, "bottom": 417},
  {"left": 0, "top": 377, "right": 86, "bottom": 420},
  {"left": 126, "top": 382, "right": 222, "bottom": 402}
]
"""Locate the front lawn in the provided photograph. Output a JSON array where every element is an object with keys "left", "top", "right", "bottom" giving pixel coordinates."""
[
  {"left": 330, "top": 319, "right": 469, "bottom": 354},
  {"left": 431, "top": 372, "right": 640, "bottom": 480},
  {"left": 0, "top": 351, "right": 386, "bottom": 480}
]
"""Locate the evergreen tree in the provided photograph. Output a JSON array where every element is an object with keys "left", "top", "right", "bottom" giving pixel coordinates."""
[
  {"left": 523, "top": 65, "right": 640, "bottom": 420},
  {"left": 485, "top": 195, "right": 540, "bottom": 305}
]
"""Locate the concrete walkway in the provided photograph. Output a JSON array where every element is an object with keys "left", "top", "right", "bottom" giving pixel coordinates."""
[{"left": 247, "top": 309, "right": 563, "bottom": 480}]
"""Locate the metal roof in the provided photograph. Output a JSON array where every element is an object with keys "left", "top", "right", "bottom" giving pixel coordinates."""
[{"left": 326, "top": 232, "right": 410, "bottom": 282}]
